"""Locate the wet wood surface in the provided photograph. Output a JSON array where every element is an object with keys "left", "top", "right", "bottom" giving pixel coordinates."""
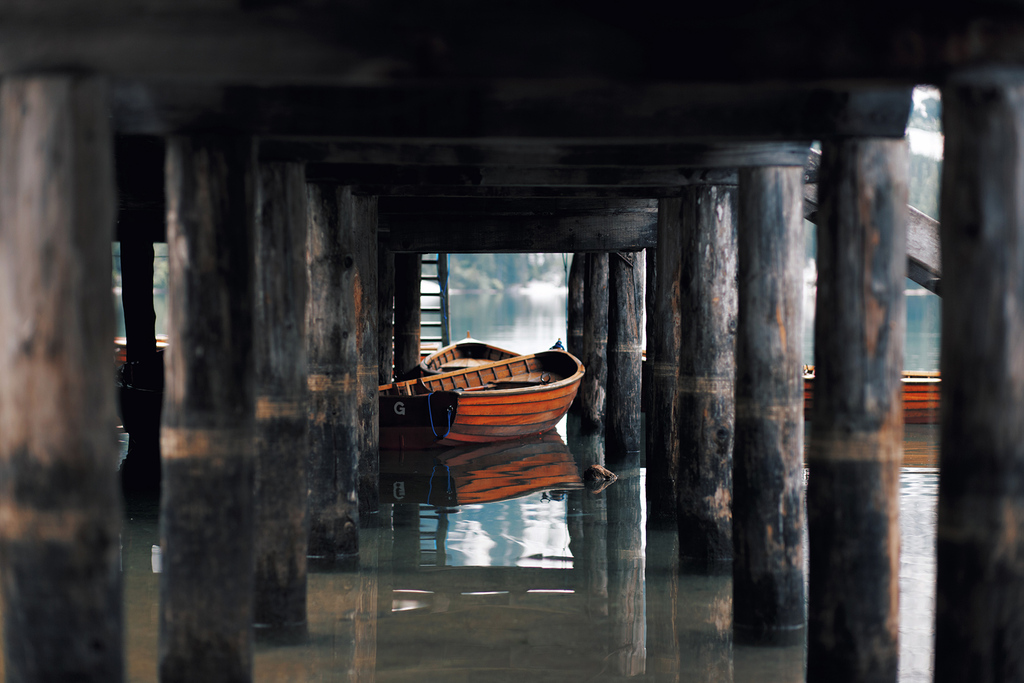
[
  {"left": 934, "top": 77, "right": 1024, "bottom": 683},
  {"left": 580, "top": 254, "right": 609, "bottom": 431},
  {"left": 354, "top": 196, "right": 380, "bottom": 517},
  {"left": 0, "top": 74, "right": 124, "bottom": 683},
  {"left": 606, "top": 252, "right": 644, "bottom": 460},
  {"left": 378, "top": 247, "right": 396, "bottom": 385},
  {"left": 733, "top": 166, "right": 805, "bottom": 644},
  {"left": 675, "top": 186, "right": 738, "bottom": 565},
  {"left": 393, "top": 253, "right": 421, "bottom": 380},
  {"left": 253, "top": 162, "right": 309, "bottom": 637},
  {"left": 160, "top": 134, "right": 257, "bottom": 682},
  {"left": 807, "top": 138, "right": 907, "bottom": 682}
]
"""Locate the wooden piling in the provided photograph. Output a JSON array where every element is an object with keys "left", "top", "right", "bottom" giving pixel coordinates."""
[
  {"left": 355, "top": 197, "right": 380, "bottom": 518},
  {"left": 807, "top": 139, "right": 906, "bottom": 682},
  {"left": 393, "top": 253, "right": 421, "bottom": 379},
  {"left": 0, "top": 74, "right": 123, "bottom": 683},
  {"left": 306, "top": 184, "right": 361, "bottom": 559},
  {"left": 160, "top": 135, "right": 257, "bottom": 682},
  {"left": 675, "top": 186, "right": 738, "bottom": 565},
  {"left": 607, "top": 252, "right": 644, "bottom": 460},
  {"left": 733, "top": 166, "right": 805, "bottom": 644},
  {"left": 378, "top": 247, "right": 396, "bottom": 385},
  {"left": 253, "top": 162, "right": 310, "bottom": 638},
  {"left": 581, "top": 253, "right": 610, "bottom": 431},
  {"left": 568, "top": 252, "right": 585, "bottom": 359},
  {"left": 934, "top": 76, "right": 1024, "bottom": 682}
]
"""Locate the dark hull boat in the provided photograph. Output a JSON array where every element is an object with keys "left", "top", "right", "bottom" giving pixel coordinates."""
[
  {"left": 380, "top": 349, "right": 584, "bottom": 450},
  {"left": 380, "top": 431, "right": 583, "bottom": 507}
]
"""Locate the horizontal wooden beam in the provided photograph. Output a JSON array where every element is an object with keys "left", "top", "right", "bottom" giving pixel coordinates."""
[
  {"left": 378, "top": 198, "right": 656, "bottom": 253},
  {"left": 263, "top": 139, "right": 811, "bottom": 167},
  {"left": 113, "top": 81, "right": 911, "bottom": 140}
]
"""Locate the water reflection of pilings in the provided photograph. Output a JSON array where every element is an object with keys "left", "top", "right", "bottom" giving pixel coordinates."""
[{"left": 605, "top": 458, "right": 646, "bottom": 677}]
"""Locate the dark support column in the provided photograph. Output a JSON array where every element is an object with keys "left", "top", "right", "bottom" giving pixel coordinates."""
[
  {"left": 607, "top": 252, "right": 644, "bottom": 461},
  {"left": 378, "top": 247, "right": 396, "bottom": 385},
  {"left": 934, "top": 76, "right": 1024, "bottom": 682},
  {"left": 393, "top": 253, "right": 421, "bottom": 379},
  {"left": 567, "top": 253, "right": 586, "bottom": 412},
  {"left": 581, "top": 253, "right": 610, "bottom": 432},
  {"left": 253, "top": 163, "right": 310, "bottom": 639},
  {"left": 355, "top": 197, "right": 380, "bottom": 518},
  {"left": 306, "top": 184, "right": 361, "bottom": 560},
  {"left": 0, "top": 74, "right": 123, "bottom": 683},
  {"left": 160, "top": 136, "right": 256, "bottom": 682},
  {"left": 733, "top": 166, "right": 805, "bottom": 645},
  {"left": 646, "top": 199, "right": 682, "bottom": 528},
  {"left": 676, "top": 187, "right": 738, "bottom": 566},
  {"left": 808, "top": 139, "right": 906, "bottom": 682}
]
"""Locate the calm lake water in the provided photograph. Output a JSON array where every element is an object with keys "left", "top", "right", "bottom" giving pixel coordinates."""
[{"left": 116, "top": 286, "right": 941, "bottom": 682}]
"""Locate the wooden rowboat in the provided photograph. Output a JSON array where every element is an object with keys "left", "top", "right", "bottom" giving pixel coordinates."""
[
  {"left": 380, "top": 431, "right": 583, "bottom": 506},
  {"left": 417, "top": 336, "right": 520, "bottom": 377},
  {"left": 380, "top": 349, "right": 585, "bottom": 450},
  {"left": 803, "top": 368, "right": 940, "bottom": 425}
]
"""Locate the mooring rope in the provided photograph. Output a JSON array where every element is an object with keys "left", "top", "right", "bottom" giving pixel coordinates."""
[{"left": 426, "top": 391, "right": 453, "bottom": 439}]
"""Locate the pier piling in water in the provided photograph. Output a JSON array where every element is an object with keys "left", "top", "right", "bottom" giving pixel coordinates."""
[
  {"left": 0, "top": 74, "right": 124, "bottom": 683},
  {"left": 808, "top": 138, "right": 906, "bottom": 682},
  {"left": 393, "top": 253, "right": 422, "bottom": 380},
  {"left": 253, "top": 162, "right": 310, "bottom": 638},
  {"left": 733, "top": 166, "right": 806, "bottom": 644},
  {"left": 606, "top": 251, "right": 644, "bottom": 460},
  {"left": 581, "top": 253, "right": 610, "bottom": 432},
  {"left": 160, "top": 135, "right": 257, "bottom": 682}
]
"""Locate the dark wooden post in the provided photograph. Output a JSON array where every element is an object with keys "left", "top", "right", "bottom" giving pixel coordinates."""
[
  {"left": 253, "top": 162, "right": 310, "bottom": 639},
  {"left": 581, "top": 253, "right": 610, "bottom": 431},
  {"left": 393, "top": 253, "right": 421, "bottom": 379},
  {"left": 606, "top": 252, "right": 644, "bottom": 461},
  {"left": 0, "top": 74, "right": 123, "bottom": 683},
  {"left": 160, "top": 135, "right": 257, "bottom": 682},
  {"left": 645, "top": 208, "right": 682, "bottom": 528},
  {"left": 807, "top": 139, "right": 906, "bottom": 681},
  {"left": 733, "top": 166, "right": 805, "bottom": 644},
  {"left": 355, "top": 197, "right": 380, "bottom": 518},
  {"left": 378, "top": 247, "right": 396, "bottom": 385},
  {"left": 934, "top": 76, "right": 1024, "bottom": 682},
  {"left": 568, "top": 252, "right": 586, "bottom": 358},
  {"left": 306, "top": 184, "right": 361, "bottom": 559},
  {"left": 675, "top": 186, "right": 738, "bottom": 566}
]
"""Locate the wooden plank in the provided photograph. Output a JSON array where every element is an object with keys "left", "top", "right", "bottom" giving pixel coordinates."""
[
  {"left": 733, "top": 166, "right": 805, "bottom": 645},
  {"left": 253, "top": 162, "right": 309, "bottom": 638},
  {"left": 675, "top": 186, "right": 738, "bottom": 566},
  {"left": 160, "top": 134, "right": 257, "bottom": 682},
  {"left": 112, "top": 81, "right": 911, "bottom": 140},
  {"left": 0, "top": 73, "right": 123, "bottom": 683},
  {"left": 807, "top": 139, "right": 907, "bottom": 682},
  {"left": 380, "top": 199, "right": 657, "bottom": 253},
  {"left": 934, "top": 75, "right": 1024, "bottom": 683},
  {"left": 264, "top": 139, "right": 811, "bottom": 167}
]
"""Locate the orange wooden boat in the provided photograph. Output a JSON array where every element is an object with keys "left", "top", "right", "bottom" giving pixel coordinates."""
[
  {"left": 803, "top": 367, "right": 940, "bottom": 424},
  {"left": 380, "top": 349, "right": 585, "bottom": 450},
  {"left": 418, "top": 336, "right": 520, "bottom": 377},
  {"left": 380, "top": 432, "right": 583, "bottom": 506}
]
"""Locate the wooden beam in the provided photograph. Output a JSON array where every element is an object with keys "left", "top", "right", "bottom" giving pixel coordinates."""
[
  {"left": 113, "top": 81, "right": 910, "bottom": 140},
  {"left": 379, "top": 199, "right": 657, "bottom": 253}
]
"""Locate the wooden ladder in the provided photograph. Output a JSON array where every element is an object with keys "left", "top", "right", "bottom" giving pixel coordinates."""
[{"left": 420, "top": 253, "right": 451, "bottom": 355}]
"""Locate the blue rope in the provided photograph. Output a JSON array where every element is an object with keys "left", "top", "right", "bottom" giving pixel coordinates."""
[
  {"left": 427, "top": 463, "right": 453, "bottom": 505},
  {"left": 426, "top": 392, "right": 453, "bottom": 438}
]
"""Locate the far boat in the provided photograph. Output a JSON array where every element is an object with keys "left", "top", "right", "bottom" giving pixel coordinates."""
[
  {"left": 380, "top": 349, "right": 584, "bottom": 450},
  {"left": 802, "top": 367, "right": 940, "bottom": 424},
  {"left": 415, "top": 334, "right": 520, "bottom": 377}
]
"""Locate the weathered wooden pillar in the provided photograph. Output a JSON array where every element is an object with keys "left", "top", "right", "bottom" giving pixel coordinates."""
[
  {"left": 934, "top": 74, "right": 1024, "bottom": 682},
  {"left": 676, "top": 186, "right": 738, "bottom": 566},
  {"left": 253, "top": 163, "right": 310, "bottom": 639},
  {"left": 568, "top": 252, "right": 586, "bottom": 357},
  {"left": 378, "top": 247, "right": 396, "bottom": 384},
  {"left": 606, "top": 251, "right": 644, "bottom": 461},
  {"left": 733, "top": 166, "right": 805, "bottom": 644},
  {"left": 808, "top": 139, "right": 906, "bottom": 681},
  {"left": 355, "top": 197, "right": 380, "bottom": 518},
  {"left": 581, "top": 253, "right": 610, "bottom": 431},
  {"left": 393, "top": 253, "right": 421, "bottom": 379},
  {"left": 160, "top": 136, "right": 257, "bottom": 682},
  {"left": 306, "top": 184, "right": 362, "bottom": 559},
  {"left": 645, "top": 217, "right": 681, "bottom": 528},
  {"left": 0, "top": 74, "right": 123, "bottom": 683}
]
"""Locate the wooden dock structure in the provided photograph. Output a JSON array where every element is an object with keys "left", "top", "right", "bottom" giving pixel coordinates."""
[{"left": 1, "top": 3, "right": 1023, "bottom": 682}]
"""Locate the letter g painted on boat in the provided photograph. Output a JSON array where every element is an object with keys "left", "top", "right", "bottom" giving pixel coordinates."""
[
  {"left": 394, "top": 401, "right": 406, "bottom": 416},
  {"left": 393, "top": 481, "right": 406, "bottom": 500}
]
